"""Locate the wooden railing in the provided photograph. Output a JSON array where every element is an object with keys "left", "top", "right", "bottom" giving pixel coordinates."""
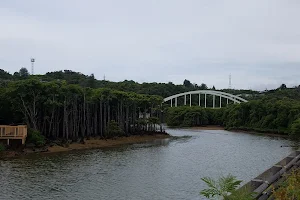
[{"left": 0, "top": 125, "right": 27, "bottom": 138}]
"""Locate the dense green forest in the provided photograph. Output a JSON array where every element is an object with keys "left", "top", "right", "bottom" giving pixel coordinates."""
[
  {"left": 0, "top": 76, "right": 164, "bottom": 144},
  {"left": 166, "top": 97, "right": 300, "bottom": 138},
  {"left": 0, "top": 68, "right": 259, "bottom": 98},
  {"left": 1, "top": 68, "right": 300, "bottom": 142}
]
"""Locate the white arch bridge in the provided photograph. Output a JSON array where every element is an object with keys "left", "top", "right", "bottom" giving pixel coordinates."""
[{"left": 163, "top": 90, "right": 248, "bottom": 108}]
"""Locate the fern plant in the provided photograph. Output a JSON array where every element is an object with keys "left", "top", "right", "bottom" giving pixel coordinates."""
[{"left": 200, "top": 174, "right": 253, "bottom": 200}]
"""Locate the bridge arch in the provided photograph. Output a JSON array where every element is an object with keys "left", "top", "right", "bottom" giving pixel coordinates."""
[{"left": 163, "top": 90, "right": 248, "bottom": 108}]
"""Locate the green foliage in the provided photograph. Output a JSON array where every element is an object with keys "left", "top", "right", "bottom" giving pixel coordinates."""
[
  {"left": 167, "top": 97, "right": 300, "bottom": 139},
  {"left": 148, "top": 117, "right": 159, "bottom": 124},
  {"left": 0, "top": 68, "right": 262, "bottom": 98},
  {"left": 0, "top": 143, "right": 6, "bottom": 152},
  {"left": 183, "top": 79, "right": 193, "bottom": 88},
  {"left": 0, "top": 69, "right": 12, "bottom": 80},
  {"left": 27, "top": 129, "right": 46, "bottom": 147},
  {"left": 227, "top": 186, "right": 255, "bottom": 200},
  {"left": 107, "top": 120, "right": 124, "bottom": 137},
  {"left": 19, "top": 67, "right": 29, "bottom": 77},
  {"left": 279, "top": 84, "right": 287, "bottom": 90},
  {"left": 272, "top": 169, "right": 300, "bottom": 200},
  {"left": 166, "top": 106, "right": 221, "bottom": 127},
  {"left": 2, "top": 67, "right": 300, "bottom": 141},
  {"left": 200, "top": 175, "right": 243, "bottom": 199},
  {"left": 0, "top": 77, "right": 164, "bottom": 141},
  {"left": 222, "top": 99, "right": 300, "bottom": 137},
  {"left": 290, "top": 118, "right": 300, "bottom": 138}
]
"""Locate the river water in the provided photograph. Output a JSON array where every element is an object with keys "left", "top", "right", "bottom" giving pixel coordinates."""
[{"left": 0, "top": 129, "right": 296, "bottom": 200}]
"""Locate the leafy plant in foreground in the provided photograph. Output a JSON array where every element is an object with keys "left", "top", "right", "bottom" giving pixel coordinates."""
[{"left": 200, "top": 174, "right": 254, "bottom": 200}]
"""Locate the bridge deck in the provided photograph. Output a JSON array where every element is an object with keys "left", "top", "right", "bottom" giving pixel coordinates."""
[{"left": 0, "top": 125, "right": 27, "bottom": 145}]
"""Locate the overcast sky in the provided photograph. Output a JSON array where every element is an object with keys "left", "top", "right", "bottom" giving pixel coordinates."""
[{"left": 0, "top": 0, "right": 299, "bottom": 90}]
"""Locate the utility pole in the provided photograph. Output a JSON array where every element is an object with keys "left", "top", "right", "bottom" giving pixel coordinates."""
[{"left": 229, "top": 74, "right": 232, "bottom": 89}]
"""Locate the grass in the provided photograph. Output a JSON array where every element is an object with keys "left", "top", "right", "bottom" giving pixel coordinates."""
[{"left": 272, "top": 169, "right": 300, "bottom": 200}]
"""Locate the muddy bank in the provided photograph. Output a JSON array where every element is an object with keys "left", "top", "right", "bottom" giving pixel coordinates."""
[
  {"left": 48, "top": 134, "right": 170, "bottom": 153},
  {"left": 228, "top": 129, "right": 290, "bottom": 138},
  {"left": 0, "top": 133, "right": 170, "bottom": 159},
  {"left": 188, "top": 126, "right": 290, "bottom": 138}
]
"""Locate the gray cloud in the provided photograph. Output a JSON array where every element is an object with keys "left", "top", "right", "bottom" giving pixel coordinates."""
[{"left": 1, "top": 0, "right": 300, "bottom": 90}]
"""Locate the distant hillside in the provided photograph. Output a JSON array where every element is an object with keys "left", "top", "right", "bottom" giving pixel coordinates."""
[{"left": 3, "top": 68, "right": 299, "bottom": 99}]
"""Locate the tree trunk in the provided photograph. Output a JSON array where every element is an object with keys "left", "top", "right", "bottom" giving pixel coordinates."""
[
  {"left": 103, "top": 102, "right": 107, "bottom": 137},
  {"left": 107, "top": 102, "right": 110, "bottom": 136},
  {"left": 126, "top": 106, "right": 129, "bottom": 135},
  {"left": 99, "top": 101, "right": 103, "bottom": 137},
  {"left": 94, "top": 104, "right": 97, "bottom": 136}
]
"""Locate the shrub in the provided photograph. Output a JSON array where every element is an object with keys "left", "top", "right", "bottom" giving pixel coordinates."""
[
  {"left": 27, "top": 129, "right": 46, "bottom": 147},
  {"left": 290, "top": 118, "right": 300, "bottom": 139},
  {"left": 273, "top": 169, "right": 300, "bottom": 200},
  {"left": 148, "top": 117, "right": 159, "bottom": 125},
  {"left": 106, "top": 120, "right": 124, "bottom": 138},
  {"left": 228, "top": 186, "right": 254, "bottom": 200}
]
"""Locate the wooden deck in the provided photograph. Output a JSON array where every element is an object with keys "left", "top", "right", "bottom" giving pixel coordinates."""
[{"left": 0, "top": 125, "right": 27, "bottom": 145}]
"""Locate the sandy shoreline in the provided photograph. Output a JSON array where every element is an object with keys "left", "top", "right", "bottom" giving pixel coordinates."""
[
  {"left": 47, "top": 134, "right": 170, "bottom": 153},
  {"left": 1, "top": 127, "right": 290, "bottom": 159},
  {"left": 0, "top": 134, "right": 170, "bottom": 158}
]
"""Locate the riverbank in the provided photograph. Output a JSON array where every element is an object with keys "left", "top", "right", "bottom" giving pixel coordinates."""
[
  {"left": 189, "top": 125, "right": 225, "bottom": 130},
  {"left": 0, "top": 133, "right": 170, "bottom": 158},
  {"left": 187, "top": 125, "right": 291, "bottom": 138},
  {"left": 228, "top": 128, "right": 290, "bottom": 138},
  {"left": 47, "top": 134, "right": 170, "bottom": 153}
]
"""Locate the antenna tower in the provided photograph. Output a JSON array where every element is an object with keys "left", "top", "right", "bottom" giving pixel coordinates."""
[
  {"left": 229, "top": 74, "right": 232, "bottom": 89},
  {"left": 31, "top": 58, "right": 35, "bottom": 75}
]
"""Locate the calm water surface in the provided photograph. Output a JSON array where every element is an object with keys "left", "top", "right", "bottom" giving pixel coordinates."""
[{"left": 0, "top": 129, "right": 295, "bottom": 200}]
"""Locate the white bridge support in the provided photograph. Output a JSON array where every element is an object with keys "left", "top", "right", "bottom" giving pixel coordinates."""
[{"left": 163, "top": 90, "right": 248, "bottom": 108}]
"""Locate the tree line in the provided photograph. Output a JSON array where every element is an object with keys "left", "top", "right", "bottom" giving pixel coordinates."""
[
  {"left": 0, "top": 68, "right": 259, "bottom": 98},
  {"left": 0, "top": 78, "right": 164, "bottom": 142},
  {"left": 166, "top": 97, "right": 300, "bottom": 138},
  {"left": 2, "top": 68, "right": 300, "bottom": 139}
]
